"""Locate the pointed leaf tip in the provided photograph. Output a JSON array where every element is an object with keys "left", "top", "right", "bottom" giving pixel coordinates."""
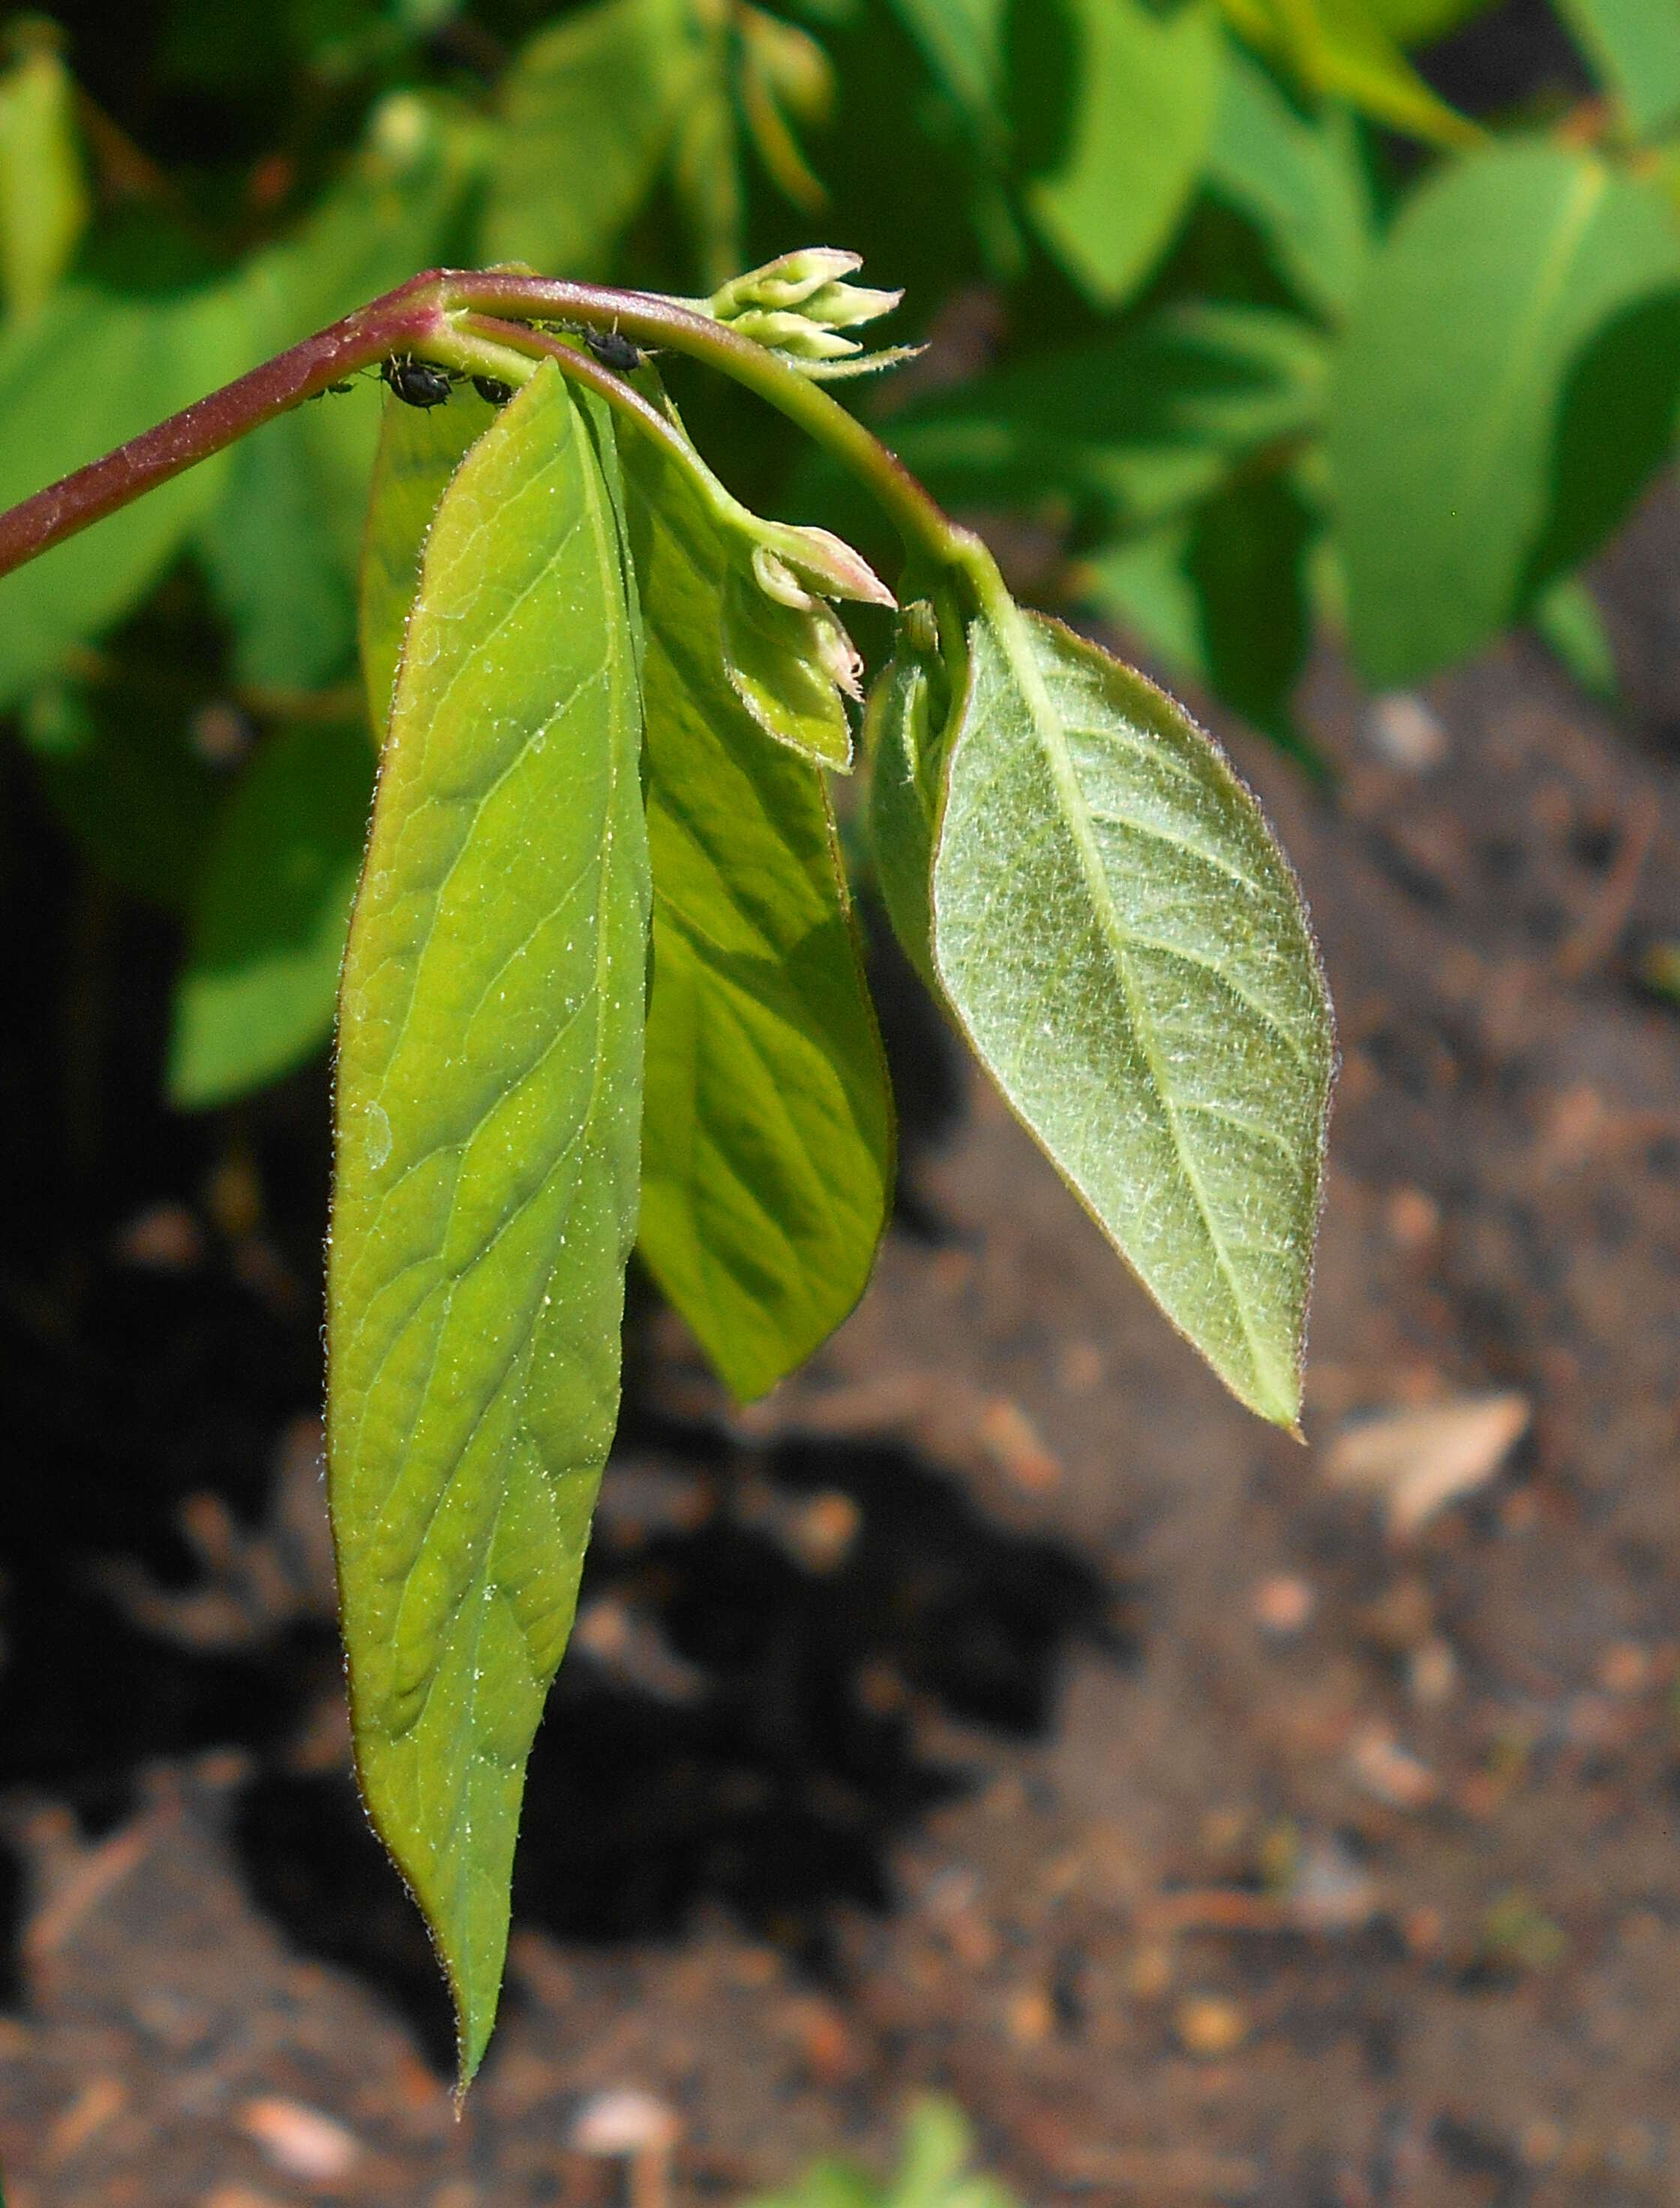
[{"left": 929, "top": 590, "right": 1333, "bottom": 1427}]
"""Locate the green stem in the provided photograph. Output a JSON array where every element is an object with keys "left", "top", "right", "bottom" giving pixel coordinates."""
[{"left": 440, "top": 272, "right": 982, "bottom": 581}]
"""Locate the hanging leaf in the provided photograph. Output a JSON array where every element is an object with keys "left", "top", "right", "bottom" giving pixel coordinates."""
[
  {"left": 170, "top": 722, "right": 374, "bottom": 1107},
  {"left": 929, "top": 586, "right": 1334, "bottom": 1426},
  {"left": 328, "top": 362, "right": 650, "bottom": 2084},
  {"left": 620, "top": 418, "right": 894, "bottom": 1401},
  {"left": 1330, "top": 143, "right": 1680, "bottom": 686},
  {"left": 358, "top": 384, "right": 500, "bottom": 738},
  {"left": 1018, "top": 0, "right": 1223, "bottom": 309}
]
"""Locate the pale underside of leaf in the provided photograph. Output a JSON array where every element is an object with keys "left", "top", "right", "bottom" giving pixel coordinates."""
[
  {"left": 931, "top": 604, "right": 1334, "bottom": 1426},
  {"left": 328, "top": 362, "right": 649, "bottom": 2082},
  {"left": 620, "top": 422, "right": 893, "bottom": 1402}
]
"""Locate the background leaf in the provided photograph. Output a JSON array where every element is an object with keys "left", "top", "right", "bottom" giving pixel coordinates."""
[
  {"left": 482, "top": 0, "right": 702, "bottom": 276},
  {"left": 199, "top": 114, "right": 472, "bottom": 692},
  {"left": 0, "top": 282, "right": 249, "bottom": 707},
  {"left": 0, "top": 30, "right": 88, "bottom": 321},
  {"left": 1081, "top": 470, "right": 1318, "bottom": 753},
  {"left": 930, "top": 593, "right": 1333, "bottom": 1426},
  {"left": 328, "top": 362, "right": 649, "bottom": 2082},
  {"left": 169, "top": 721, "right": 374, "bottom": 1107},
  {"left": 1531, "top": 572, "right": 1618, "bottom": 704},
  {"left": 622, "top": 421, "right": 894, "bottom": 1402},
  {"left": 1330, "top": 143, "right": 1680, "bottom": 686},
  {"left": 1204, "top": 47, "right": 1372, "bottom": 322},
  {"left": 1222, "top": 0, "right": 1479, "bottom": 146},
  {"left": 1556, "top": 0, "right": 1680, "bottom": 142},
  {"left": 23, "top": 660, "right": 222, "bottom": 910},
  {"left": 1017, "top": 0, "right": 1223, "bottom": 308},
  {"left": 887, "top": 0, "right": 1008, "bottom": 135},
  {"left": 1361, "top": 0, "right": 1494, "bottom": 40},
  {"left": 815, "top": 303, "right": 1326, "bottom": 542}
]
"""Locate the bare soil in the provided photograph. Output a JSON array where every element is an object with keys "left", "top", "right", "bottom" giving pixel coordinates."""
[{"left": 2, "top": 490, "right": 1680, "bottom": 2208}]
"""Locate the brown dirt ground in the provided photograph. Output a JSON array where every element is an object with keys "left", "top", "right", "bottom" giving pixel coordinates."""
[{"left": 4, "top": 490, "right": 1680, "bottom": 2208}]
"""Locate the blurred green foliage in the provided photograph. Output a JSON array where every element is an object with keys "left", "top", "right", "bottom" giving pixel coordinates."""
[
  {"left": 2, "top": 0, "right": 1678, "bottom": 1106},
  {"left": 746, "top": 2097, "right": 1021, "bottom": 2208}
]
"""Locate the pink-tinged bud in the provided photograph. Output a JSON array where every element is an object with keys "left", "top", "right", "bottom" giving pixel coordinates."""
[
  {"left": 765, "top": 522, "right": 896, "bottom": 608},
  {"left": 812, "top": 604, "right": 866, "bottom": 700},
  {"left": 751, "top": 546, "right": 818, "bottom": 611}
]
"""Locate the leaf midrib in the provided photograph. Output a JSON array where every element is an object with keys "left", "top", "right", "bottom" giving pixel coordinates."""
[{"left": 990, "top": 603, "right": 1282, "bottom": 1412}]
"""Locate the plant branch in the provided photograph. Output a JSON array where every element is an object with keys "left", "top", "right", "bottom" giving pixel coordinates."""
[
  {"left": 0, "top": 279, "right": 454, "bottom": 578},
  {"left": 0, "top": 264, "right": 989, "bottom": 599}
]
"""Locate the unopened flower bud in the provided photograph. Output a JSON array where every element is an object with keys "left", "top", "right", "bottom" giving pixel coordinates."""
[{"left": 709, "top": 248, "right": 861, "bottom": 317}]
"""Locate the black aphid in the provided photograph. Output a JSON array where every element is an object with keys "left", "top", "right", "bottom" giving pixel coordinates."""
[
  {"left": 471, "top": 375, "right": 514, "bottom": 406},
  {"left": 381, "top": 356, "right": 454, "bottom": 410},
  {"left": 585, "top": 329, "right": 643, "bottom": 373}
]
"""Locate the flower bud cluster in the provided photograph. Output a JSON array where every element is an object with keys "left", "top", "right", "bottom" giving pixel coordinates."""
[{"left": 700, "top": 250, "right": 911, "bottom": 376}]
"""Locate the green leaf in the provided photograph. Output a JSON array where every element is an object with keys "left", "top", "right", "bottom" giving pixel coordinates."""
[
  {"left": 849, "top": 303, "right": 1326, "bottom": 536},
  {"left": 1079, "top": 471, "right": 1318, "bottom": 751},
  {"left": 169, "top": 722, "right": 374, "bottom": 1108},
  {"left": 0, "top": 99, "right": 470, "bottom": 711},
  {"left": 1018, "top": 0, "right": 1223, "bottom": 308},
  {"left": 670, "top": 39, "right": 746, "bottom": 291},
  {"left": 1330, "top": 143, "right": 1680, "bottom": 686},
  {"left": 888, "top": 0, "right": 1008, "bottom": 133},
  {"left": 0, "top": 282, "right": 250, "bottom": 707},
  {"left": 199, "top": 102, "right": 472, "bottom": 692},
  {"left": 24, "top": 668, "right": 222, "bottom": 910},
  {"left": 866, "top": 634, "right": 945, "bottom": 990},
  {"left": 619, "top": 419, "right": 893, "bottom": 1401},
  {"left": 1532, "top": 573, "right": 1618, "bottom": 704},
  {"left": 0, "top": 34, "right": 89, "bottom": 321},
  {"left": 327, "top": 362, "right": 650, "bottom": 2082},
  {"left": 358, "top": 386, "right": 502, "bottom": 738},
  {"left": 1204, "top": 47, "right": 1372, "bottom": 322},
  {"left": 482, "top": 0, "right": 702, "bottom": 276},
  {"left": 1556, "top": 0, "right": 1680, "bottom": 142},
  {"left": 199, "top": 409, "right": 363, "bottom": 692},
  {"left": 929, "top": 587, "right": 1333, "bottom": 1426},
  {"left": 1363, "top": 0, "right": 1495, "bottom": 40},
  {"left": 1222, "top": 0, "right": 1478, "bottom": 146}
]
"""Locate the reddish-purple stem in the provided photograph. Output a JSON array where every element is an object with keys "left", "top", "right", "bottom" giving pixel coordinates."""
[{"left": 0, "top": 277, "right": 448, "bottom": 580}]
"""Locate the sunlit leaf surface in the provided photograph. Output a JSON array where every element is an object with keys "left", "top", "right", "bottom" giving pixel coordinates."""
[
  {"left": 622, "top": 421, "right": 893, "bottom": 1401},
  {"left": 328, "top": 363, "right": 649, "bottom": 2081}
]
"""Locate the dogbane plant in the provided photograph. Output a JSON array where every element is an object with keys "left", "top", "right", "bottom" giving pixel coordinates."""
[{"left": 0, "top": 250, "right": 1334, "bottom": 2086}]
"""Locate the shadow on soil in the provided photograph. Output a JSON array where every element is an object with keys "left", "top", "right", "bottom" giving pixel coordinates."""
[{"left": 0, "top": 768, "right": 1121, "bottom": 2068}]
